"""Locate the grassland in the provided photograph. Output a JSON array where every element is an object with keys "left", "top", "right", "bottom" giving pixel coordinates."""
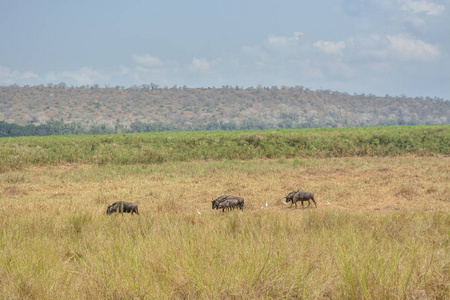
[
  {"left": 0, "top": 126, "right": 449, "bottom": 299},
  {"left": 0, "top": 125, "right": 448, "bottom": 172}
]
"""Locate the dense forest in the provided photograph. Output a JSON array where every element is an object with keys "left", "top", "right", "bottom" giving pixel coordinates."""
[{"left": 0, "top": 84, "right": 449, "bottom": 136}]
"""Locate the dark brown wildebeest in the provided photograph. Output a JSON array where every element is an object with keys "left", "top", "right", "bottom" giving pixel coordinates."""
[
  {"left": 292, "top": 190, "right": 317, "bottom": 209},
  {"left": 216, "top": 198, "right": 240, "bottom": 212},
  {"left": 106, "top": 201, "right": 139, "bottom": 215},
  {"left": 211, "top": 195, "right": 232, "bottom": 209},
  {"left": 212, "top": 195, "right": 244, "bottom": 211},
  {"left": 285, "top": 190, "right": 299, "bottom": 205}
]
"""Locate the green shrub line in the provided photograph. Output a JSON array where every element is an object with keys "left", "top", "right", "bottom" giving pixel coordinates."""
[{"left": 0, "top": 125, "right": 448, "bottom": 172}]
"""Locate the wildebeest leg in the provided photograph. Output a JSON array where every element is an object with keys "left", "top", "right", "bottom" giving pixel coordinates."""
[
  {"left": 311, "top": 196, "right": 317, "bottom": 208},
  {"left": 306, "top": 200, "right": 311, "bottom": 208}
]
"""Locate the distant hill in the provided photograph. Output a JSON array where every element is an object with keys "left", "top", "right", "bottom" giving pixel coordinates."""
[{"left": 0, "top": 84, "right": 448, "bottom": 133}]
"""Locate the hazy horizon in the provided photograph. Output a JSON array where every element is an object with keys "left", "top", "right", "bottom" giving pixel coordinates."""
[{"left": 1, "top": 0, "right": 449, "bottom": 99}]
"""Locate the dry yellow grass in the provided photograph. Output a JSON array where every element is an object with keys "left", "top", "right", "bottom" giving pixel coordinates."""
[{"left": 0, "top": 155, "right": 449, "bottom": 299}]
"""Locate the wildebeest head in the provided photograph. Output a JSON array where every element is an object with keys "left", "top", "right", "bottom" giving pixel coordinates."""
[
  {"left": 212, "top": 199, "right": 220, "bottom": 209},
  {"left": 285, "top": 191, "right": 296, "bottom": 203},
  {"left": 106, "top": 202, "right": 120, "bottom": 215},
  {"left": 212, "top": 195, "right": 233, "bottom": 210}
]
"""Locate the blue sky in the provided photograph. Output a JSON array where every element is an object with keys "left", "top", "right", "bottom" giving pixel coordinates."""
[{"left": 1, "top": 0, "right": 449, "bottom": 99}]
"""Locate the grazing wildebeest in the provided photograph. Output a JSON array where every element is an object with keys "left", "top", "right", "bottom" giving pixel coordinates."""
[
  {"left": 106, "top": 201, "right": 139, "bottom": 215},
  {"left": 212, "top": 195, "right": 232, "bottom": 209},
  {"left": 292, "top": 190, "right": 317, "bottom": 209},
  {"left": 217, "top": 198, "right": 240, "bottom": 212},
  {"left": 285, "top": 190, "right": 299, "bottom": 205},
  {"left": 212, "top": 195, "right": 244, "bottom": 211},
  {"left": 235, "top": 196, "right": 245, "bottom": 210}
]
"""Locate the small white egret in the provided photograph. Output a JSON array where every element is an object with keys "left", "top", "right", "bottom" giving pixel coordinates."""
[
  {"left": 327, "top": 201, "right": 331, "bottom": 205},
  {"left": 266, "top": 201, "right": 268, "bottom": 207},
  {"left": 196, "top": 209, "right": 201, "bottom": 214}
]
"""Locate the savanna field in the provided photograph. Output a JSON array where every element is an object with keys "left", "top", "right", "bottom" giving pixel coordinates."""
[{"left": 0, "top": 126, "right": 449, "bottom": 299}]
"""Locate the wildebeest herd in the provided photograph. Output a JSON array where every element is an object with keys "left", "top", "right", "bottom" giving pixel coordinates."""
[
  {"left": 211, "top": 195, "right": 245, "bottom": 212},
  {"left": 106, "top": 190, "right": 316, "bottom": 215}
]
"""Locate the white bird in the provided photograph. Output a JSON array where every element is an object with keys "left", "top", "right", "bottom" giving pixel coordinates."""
[
  {"left": 266, "top": 201, "right": 268, "bottom": 207},
  {"left": 196, "top": 209, "right": 201, "bottom": 214},
  {"left": 327, "top": 201, "right": 331, "bottom": 205},
  {"left": 261, "top": 205, "right": 264, "bottom": 209},
  {"left": 282, "top": 201, "right": 287, "bottom": 205}
]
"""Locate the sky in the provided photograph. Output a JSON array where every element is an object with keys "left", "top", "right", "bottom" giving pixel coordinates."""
[{"left": 1, "top": 0, "right": 449, "bottom": 99}]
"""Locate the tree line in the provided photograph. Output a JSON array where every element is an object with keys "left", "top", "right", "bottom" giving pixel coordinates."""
[{"left": 0, "top": 117, "right": 428, "bottom": 138}]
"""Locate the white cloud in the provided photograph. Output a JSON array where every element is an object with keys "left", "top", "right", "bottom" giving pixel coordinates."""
[
  {"left": 20, "top": 71, "right": 38, "bottom": 80},
  {"left": 313, "top": 40, "right": 346, "bottom": 55},
  {"left": 386, "top": 35, "right": 440, "bottom": 61},
  {"left": 267, "top": 32, "right": 304, "bottom": 48},
  {"left": 46, "top": 72, "right": 57, "bottom": 82},
  {"left": 0, "top": 65, "right": 9, "bottom": 78},
  {"left": 357, "top": 35, "right": 440, "bottom": 62},
  {"left": 267, "top": 35, "right": 289, "bottom": 47},
  {"left": 132, "top": 54, "right": 162, "bottom": 66},
  {"left": 0, "top": 65, "right": 38, "bottom": 83},
  {"left": 188, "top": 58, "right": 211, "bottom": 73},
  {"left": 399, "top": 0, "right": 445, "bottom": 15},
  {"left": 62, "top": 67, "right": 106, "bottom": 86}
]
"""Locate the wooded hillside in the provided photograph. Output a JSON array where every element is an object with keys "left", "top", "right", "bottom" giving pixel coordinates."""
[{"left": 1, "top": 84, "right": 448, "bottom": 132}]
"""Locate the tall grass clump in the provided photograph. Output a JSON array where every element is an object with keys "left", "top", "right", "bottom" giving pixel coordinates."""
[
  {"left": 302, "top": 211, "right": 449, "bottom": 299},
  {"left": 1, "top": 207, "right": 448, "bottom": 299}
]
